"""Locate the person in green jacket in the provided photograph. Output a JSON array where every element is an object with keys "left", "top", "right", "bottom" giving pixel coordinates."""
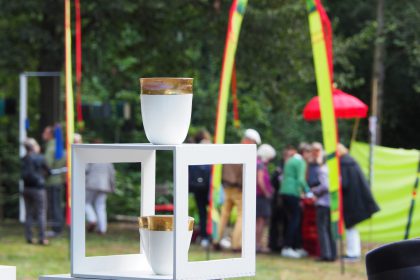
[
  {"left": 280, "top": 143, "right": 312, "bottom": 259},
  {"left": 42, "top": 125, "right": 66, "bottom": 236}
]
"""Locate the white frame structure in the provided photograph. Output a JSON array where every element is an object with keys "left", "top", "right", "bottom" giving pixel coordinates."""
[
  {"left": 69, "top": 143, "right": 256, "bottom": 280},
  {"left": 19, "top": 71, "right": 61, "bottom": 222}
]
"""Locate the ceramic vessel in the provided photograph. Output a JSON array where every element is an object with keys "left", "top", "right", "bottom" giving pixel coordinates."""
[
  {"left": 138, "top": 215, "right": 194, "bottom": 275},
  {"left": 140, "top": 78, "right": 193, "bottom": 145},
  {"left": 138, "top": 217, "right": 149, "bottom": 259}
]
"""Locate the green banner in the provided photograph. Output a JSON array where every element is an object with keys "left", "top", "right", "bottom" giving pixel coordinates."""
[{"left": 351, "top": 141, "right": 420, "bottom": 242}]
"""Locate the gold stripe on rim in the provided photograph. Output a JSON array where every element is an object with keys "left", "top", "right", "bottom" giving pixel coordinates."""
[
  {"left": 140, "top": 78, "right": 193, "bottom": 95},
  {"left": 139, "top": 215, "right": 194, "bottom": 231},
  {"left": 138, "top": 217, "right": 149, "bottom": 229}
]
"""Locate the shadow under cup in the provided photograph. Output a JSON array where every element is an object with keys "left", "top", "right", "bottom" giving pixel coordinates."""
[
  {"left": 140, "top": 78, "right": 193, "bottom": 145},
  {"left": 138, "top": 215, "right": 194, "bottom": 275}
]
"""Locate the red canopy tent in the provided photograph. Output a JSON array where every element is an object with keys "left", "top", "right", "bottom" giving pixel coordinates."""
[
  {"left": 303, "top": 88, "right": 368, "bottom": 121},
  {"left": 303, "top": 87, "right": 368, "bottom": 142}
]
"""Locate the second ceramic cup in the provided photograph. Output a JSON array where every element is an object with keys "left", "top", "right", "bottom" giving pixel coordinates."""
[
  {"left": 140, "top": 78, "right": 193, "bottom": 145},
  {"left": 138, "top": 215, "right": 194, "bottom": 275}
]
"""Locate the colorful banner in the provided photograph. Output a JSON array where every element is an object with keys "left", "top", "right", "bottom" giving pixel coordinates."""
[
  {"left": 351, "top": 142, "right": 420, "bottom": 242},
  {"left": 75, "top": 0, "right": 83, "bottom": 127},
  {"left": 65, "top": 0, "right": 75, "bottom": 225},
  {"left": 209, "top": 0, "right": 248, "bottom": 239},
  {"left": 231, "top": 63, "right": 240, "bottom": 128},
  {"left": 316, "top": 1, "right": 333, "bottom": 82},
  {"left": 306, "top": 0, "right": 343, "bottom": 236}
]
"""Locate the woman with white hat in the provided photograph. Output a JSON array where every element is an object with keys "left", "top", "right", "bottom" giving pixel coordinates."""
[{"left": 256, "top": 144, "right": 276, "bottom": 253}]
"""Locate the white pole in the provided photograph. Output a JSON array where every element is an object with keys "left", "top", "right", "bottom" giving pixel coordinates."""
[
  {"left": 19, "top": 74, "right": 27, "bottom": 158},
  {"left": 368, "top": 116, "right": 377, "bottom": 188},
  {"left": 19, "top": 73, "right": 28, "bottom": 223}
]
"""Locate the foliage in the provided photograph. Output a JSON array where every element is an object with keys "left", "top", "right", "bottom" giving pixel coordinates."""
[
  {"left": 107, "top": 163, "right": 142, "bottom": 216},
  {"left": 0, "top": 115, "right": 20, "bottom": 218},
  {"left": 0, "top": 0, "right": 419, "bottom": 216}
]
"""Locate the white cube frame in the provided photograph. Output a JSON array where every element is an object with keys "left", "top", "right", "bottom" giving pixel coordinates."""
[{"left": 71, "top": 143, "right": 256, "bottom": 280}]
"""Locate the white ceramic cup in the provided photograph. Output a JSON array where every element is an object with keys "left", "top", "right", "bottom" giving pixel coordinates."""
[
  {"left": 138, "top": 217, "right": 149, "bottom": 259},
  {"left": 140, "top": 78, "right": 193, "bottom": 145},
  {"left": 138, "top": 215, "right": 194, "bottom": 275}
]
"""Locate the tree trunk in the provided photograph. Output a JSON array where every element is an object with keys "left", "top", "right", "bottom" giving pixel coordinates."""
[
  {"left": 39, "top": 75, "right": 61, "bottom": 130},
  {"left": 38, "top": 0, "right": 64, "bottom": 132},
  {"left": 370, "top": 0, "right": 385, "bottom": 144}
]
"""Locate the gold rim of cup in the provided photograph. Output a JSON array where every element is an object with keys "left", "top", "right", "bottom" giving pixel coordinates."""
[
  {"left": 138, "top": 215, "right": 194, "bottom": 231},
  {"left": 140, "top": 78, "right": 193, "bottom": 95},
  {"left": 138, "top": 217, "right": 149, "bottom": 229}
]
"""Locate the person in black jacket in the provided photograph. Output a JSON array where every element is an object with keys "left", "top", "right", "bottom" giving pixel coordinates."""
[
  {"left": 188, "top": 129, "right": 212, "bottom": 247},
  {"left": 22, "top": 138, "right": 50, "bottom": 245},
  {"left": 338, "top": 143, "right": 380, "bottom": 261}
]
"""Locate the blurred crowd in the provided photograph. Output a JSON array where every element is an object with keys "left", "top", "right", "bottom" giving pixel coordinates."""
[
  {"left": 21, "top": 124, "right": 379, "bottom": 262},
  {"left": 21, "top": 125, "right": 115, "bottom": 246},
  {"left": 189, "top": 128, "right": 379, "bottom": 263}
]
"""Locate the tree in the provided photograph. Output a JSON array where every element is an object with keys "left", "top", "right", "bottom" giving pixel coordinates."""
[
  {"left": 0, "top": 0, "right": 419, "bottom": 217},
  {"left": 370, "top": 0, "right": 385, "bottom": 144}
]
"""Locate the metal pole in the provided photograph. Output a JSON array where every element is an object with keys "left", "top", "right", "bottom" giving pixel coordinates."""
[
  {"left": 340, "top": 236, "right": 345, "bottom": 274},
  {"left": 404, "top": 159, "right": 420, "bottom": 240},
  {"left": 350, "top": 118, "right": 360, "bottom": 146},
  {"left": 23, "top": 71, "right": 61, "bottom": 77},
  {"left": 19, "top": 74, "right": 28, "bottom": 223},
  {"left": 368, "top": 116, "right": 377, "bottom": 188},
  {"left": 367, "top": 116, "right": 377, "bottom": 251}
]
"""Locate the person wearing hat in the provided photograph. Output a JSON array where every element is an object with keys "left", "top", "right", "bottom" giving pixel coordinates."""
[
  {"left": 214, "top": 128, "right": 261, "bottom": 252},
  {"left": 280, "top": 143, "right": 312, "bottom": 259}
]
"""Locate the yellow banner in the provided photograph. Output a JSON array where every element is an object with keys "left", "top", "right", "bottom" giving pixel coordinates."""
[
  {"left": 307, "top": 0, "right": 342, "bottom": 235},
  {"left": 65, "top": 0, "right": 75, "bottom": 223},
  {"left": 210, "top": 0, "right": 247, "bottom": 239}
]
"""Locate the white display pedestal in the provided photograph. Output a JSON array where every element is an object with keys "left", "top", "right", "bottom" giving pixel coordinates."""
[
  {"left": 40, "top": 275, "right": 73, "bottom": 280},
  {"left": 41, "top": 143, "right": 256, "bottom": 280},
  {"left": 0, "top": 265, "right": 16, "bottom": 280}
]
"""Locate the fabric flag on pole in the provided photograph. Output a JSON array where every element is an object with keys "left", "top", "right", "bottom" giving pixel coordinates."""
[
  {"left": 54, "top": 125, "right": 64, "bottom": 160},
  {"left": 209, "top": 0, "right": 248, "bottom": 240},
  {"left": 75, "top": 0, "right": 84, "bottom": 128},
  {"left": 65, "top": 0, "right": 75, "bottom": 225},
  {"left": 306, "top": 0, "right": 343, "bottom": 236},
  {"left": 231, "top": 62, "right": 240, "bottom": 128},
  {"left": 317, "top": 1, "right": 333, "bottom": 83}
]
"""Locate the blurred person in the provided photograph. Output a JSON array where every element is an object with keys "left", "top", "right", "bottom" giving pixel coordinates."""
[
  {"left": 337, "top": 143, "right": 379, "bottom": 262},
  {"left": 188, "top": 129, "right": 212, "bottom": 247},
  {"left": 42, "top": 125, "right": 66, "bottom": 236},
  {"left": 85, "top": 139, "right": 116, "bottom": 234},
  {"left": 214, "top": 128, "right": 261, "bottom": 252},
  {"left": 74, "top": 133, "right": 83, "bottom": 144},
  {"left": 268, "top": 149, "right": 290, "bottom": 252},
  {"left": 310, "top": 142, "right": 336, "bottom": 262},
  {"left": 280, "top": 143, "right": 312, "bottom": 258},
  {"left": 256, "top": 144, "right": 276, "bottom": 253},
  {"left": 22, "top": 138, "right": 50, "bottom": 245}
]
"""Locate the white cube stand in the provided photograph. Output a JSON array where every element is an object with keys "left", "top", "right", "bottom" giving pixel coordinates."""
[
  {"left": 40, "top": 143, "right": 256, "bottom": 280},
  {"left": 0, "top": 265, "right": 16, "bottom": 280}
]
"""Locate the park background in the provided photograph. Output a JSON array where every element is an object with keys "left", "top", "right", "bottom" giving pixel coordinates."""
[{"left": 0, "top": 0, "right": 419, "bottom": 279}]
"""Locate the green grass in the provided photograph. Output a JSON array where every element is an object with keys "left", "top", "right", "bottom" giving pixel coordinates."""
[{"left": 0, "top": 220, "right": 367, "bottom": 280}]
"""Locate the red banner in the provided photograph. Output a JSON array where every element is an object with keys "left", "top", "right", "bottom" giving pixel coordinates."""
[{"left": 75, "top": 0, "right": 83, "bottom": 124}]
